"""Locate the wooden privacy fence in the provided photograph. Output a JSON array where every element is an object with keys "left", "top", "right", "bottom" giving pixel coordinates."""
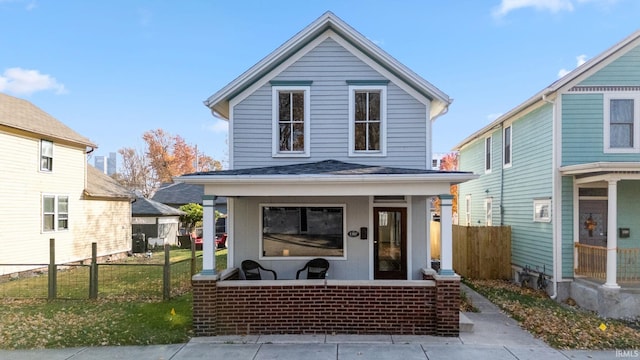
[{"left": 431, "top": 222, "right": 511, "bottom": 279}]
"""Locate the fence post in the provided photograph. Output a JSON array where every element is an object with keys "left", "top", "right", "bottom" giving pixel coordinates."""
[
  {"left": 48, "top": 238, "right": 56, "bottom": 300},
  {"left": 89, "top": 242, "right": 98, "bottom": 299},
  {"left": 163, "top": 243, "right": 170, "bottom": 300}
]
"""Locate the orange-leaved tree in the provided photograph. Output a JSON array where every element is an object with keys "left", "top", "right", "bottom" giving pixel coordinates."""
[
  {"left": 433, "top": 152, "right": 459, "bottom": 219},
  {"left": 116, "top": 129, "right": 222, "bottom": 197}
]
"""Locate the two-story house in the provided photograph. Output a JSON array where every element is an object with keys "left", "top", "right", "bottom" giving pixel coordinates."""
[
  {"left": 179, "top": 12, "right": 475, "bottom": 336},
  {"left": 0, "top": 93, "right": 133, "bottom": 276},
  {"left": 455, "top": 30, "right": 640, "bottom": 319}
]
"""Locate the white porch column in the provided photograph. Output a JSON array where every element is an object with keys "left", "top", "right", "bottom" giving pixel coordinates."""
[
  {"left": 604, "top": 180, "right": 619, "bottom": 289},
  {"left": 439, "top": 194, "right": 455, "bottom": 275},
  {"left": 202, "top": 195, "right": 217, "bottom": 275}
]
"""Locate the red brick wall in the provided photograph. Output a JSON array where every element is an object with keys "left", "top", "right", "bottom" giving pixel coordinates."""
[{"left": 192, "top": 276, "right": 460, "bottom": 337}]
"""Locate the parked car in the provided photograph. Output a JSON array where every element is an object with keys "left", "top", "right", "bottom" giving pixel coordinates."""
[{"left": 191, "top": 227, "right": 227, "bottom": 250}]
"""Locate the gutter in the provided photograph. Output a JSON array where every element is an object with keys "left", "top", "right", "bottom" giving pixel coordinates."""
[{"left": 542, "top": 91, "right": 560, "bottom": 300}]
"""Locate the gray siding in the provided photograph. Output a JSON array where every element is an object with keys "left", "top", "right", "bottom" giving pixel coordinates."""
[
  {"left": 231, "top": 196, "right": 370, "bottom": 280},
  {"left": 232, "top": 37, "right": 428, "bottom": 170}
]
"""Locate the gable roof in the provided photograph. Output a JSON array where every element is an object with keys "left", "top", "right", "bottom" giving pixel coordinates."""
[
  {"left": 454, "top": 29, "right": 640, "bottom": 150},
  {"left": 85, "top": 165, "right": 134, "bottom": 200},
  {"left": 132, "top": 196, "right": 186, "bottom": 217},
  {"left": 204, "top": 11, "right": 451, "bottom": 121},
  {"left": 0, "top": 92, "right": 96, "bottom": 148}
]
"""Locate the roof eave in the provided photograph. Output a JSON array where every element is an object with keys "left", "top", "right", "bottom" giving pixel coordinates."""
[
  {"left": 203, "top": 11, "right": 451, "bottom": 118},
  {"left": 454, "top": 29, "right": 640, "bottom": 151}
]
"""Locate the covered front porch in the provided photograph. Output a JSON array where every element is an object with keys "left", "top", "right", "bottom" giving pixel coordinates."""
[
  {"left": 561, "top": 162, "right": 640, "bottom": 318},
  {"left": 178, "top": 160, "right": 476, "bottom": 336}
]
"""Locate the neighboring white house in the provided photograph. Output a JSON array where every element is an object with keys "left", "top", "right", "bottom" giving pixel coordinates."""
[{"left": 0, "top": 93, "right": 133, "bottom": 276}]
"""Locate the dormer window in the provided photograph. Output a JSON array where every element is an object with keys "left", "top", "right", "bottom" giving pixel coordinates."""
[
  {"left": 40, "top": 139, "right": 53, "bottom": 172},
  {"left": 271, "top": 84, "right": 311, "bottom": 157},
  {"left": 348, "top": 83, "right": 387, "bottom": 156}
]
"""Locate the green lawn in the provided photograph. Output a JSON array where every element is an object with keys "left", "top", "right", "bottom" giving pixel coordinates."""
[{"left": 0, "top": 249, "right": 227, "bottom": 349}]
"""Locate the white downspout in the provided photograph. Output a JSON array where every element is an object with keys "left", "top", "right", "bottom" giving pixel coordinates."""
[{"left": 543, "top": 92, "right": 560, "bottom": 300}]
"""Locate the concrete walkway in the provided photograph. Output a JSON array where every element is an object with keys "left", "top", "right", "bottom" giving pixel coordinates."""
[{"left": 0, "top": 285, "right": 625, "bottom": 359}]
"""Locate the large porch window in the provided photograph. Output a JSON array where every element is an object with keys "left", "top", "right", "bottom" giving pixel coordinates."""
[{"left": 260, "top": 205, "right": 345, "bottom": 259}]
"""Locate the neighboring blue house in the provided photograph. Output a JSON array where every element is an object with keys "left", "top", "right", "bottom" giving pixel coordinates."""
[
  {"left": 455, "top": 30, "right": 640, "bottom": 319},
  {"left": 178, "top": 12, "right": 476, "bottom": 336}
]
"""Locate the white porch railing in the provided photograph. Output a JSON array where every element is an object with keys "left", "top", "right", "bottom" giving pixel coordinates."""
[{"left": 575, "top": 243, "right": 640, "bottom": 282}]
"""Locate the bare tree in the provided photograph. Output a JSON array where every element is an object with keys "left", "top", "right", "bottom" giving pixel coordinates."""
[{"left": 117, "top": 147, "right": 157, "bottom": 197}]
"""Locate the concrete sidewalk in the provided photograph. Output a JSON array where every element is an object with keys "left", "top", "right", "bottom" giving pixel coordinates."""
[{"left": 0, "top": 285, "right": 624, "bottom": 359}]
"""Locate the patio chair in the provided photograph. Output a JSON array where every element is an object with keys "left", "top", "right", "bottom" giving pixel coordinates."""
[
  {"left": 296, "top": 258, "right": 330, "bottom": 279},
  {"left": 241, "top": 260, "right": 277, "bottom": 280}
]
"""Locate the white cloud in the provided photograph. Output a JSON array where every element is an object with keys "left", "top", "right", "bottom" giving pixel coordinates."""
[
  {"left": 557, "top": 54, "right": 588, "bottom": 78},
  {"left": 0, "top": 67, "right": 66, "bottom": 95},
  {"left": 493, "top": 0, "right": 574, "bottom": 18},
  {"left": 206, "top": 119, "right": 228, "bottom": 134},
  {"left": 25, "top": 1, "right": 37, "bottom": 10}
]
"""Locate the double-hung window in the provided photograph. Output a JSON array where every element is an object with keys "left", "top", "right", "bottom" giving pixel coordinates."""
[
  {"left": 503, "top": 125, "right": 512, "bottom": 167},
  {"left": 604, "top": 94, "right": 640, "bottom": 153},
  {"left": 272, "top": 85, "right": 311, "bottom": 157},
  {"left": 43, "top": 195, "right": 69, "bottom": 232},
  {"left": 485, "top": 136, "right": 492, "bottom": 173},
  {"left": 349, "top": 84, "right": 386, "bottom": 156},
  {"left": 40, "top": 139, "right": 53, "bottom": 172}
]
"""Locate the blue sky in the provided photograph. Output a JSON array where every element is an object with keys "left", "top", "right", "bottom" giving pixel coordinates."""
[{"left": 1, "top": 0, "right": 639, "bottom": 168}]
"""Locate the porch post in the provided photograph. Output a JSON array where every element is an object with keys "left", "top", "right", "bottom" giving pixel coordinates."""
[
  {"left": 604, "top": 180, "right": 619, "bottom": 289},
  {"left": 202, "top": 195, "right": 217, "bottom": 275},
  {"left": 439, "top": 194, "right": 455, "bottom": 275}
]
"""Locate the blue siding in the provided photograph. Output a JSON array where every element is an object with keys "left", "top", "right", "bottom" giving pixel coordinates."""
[
  {"left": 580, "top": 45, "right": 640, "bottom": 86},
  {"left": 459, "top": 104, "right": 555, "bottom": 274},
  {"left": 562, "top": 93, "right": 640, "bottom": 164},
  {"left": 232, "top": 37, "right": 428, "bottom": 170},
  {"left": 561, "top": 176, "right": 574, "bottom": 278}
]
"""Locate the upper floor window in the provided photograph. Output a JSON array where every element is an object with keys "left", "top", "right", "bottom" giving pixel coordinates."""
[
  {"left": 40, "top": 139, "right": 53, "bottom": 171},
  {"left": 503, "top": 125, "right": 512, "bottom": 167},
  {"left": 272, "top": 86, "right": 310, "bottom": 157},
  {"left": 349, "top": 85, "right": 386, "bottom": 156},
  {"left": 485, "top": 136, "right": 492, "bottom": 173},
  {"left": 604, "top": 94, "right": 640, "bottom": 153},
  {"left": 43, "top": 194, "right": 69, "bottom": 232}
]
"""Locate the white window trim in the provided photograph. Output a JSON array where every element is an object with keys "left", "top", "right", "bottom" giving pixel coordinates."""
[
  {"left": 42, "top": 194, "right": 69, "bottom": 232},
  {"left": 603, "top": 93, "right": 640, "bottom": 153},
  {"left": 348, "top": 85, "right": 387, "bottom": 157},
  {"left": 484, "top": 197, "right": 493, "bottom": 226},
  {"left": 503, "top": 125, "right": 512, "bottom": 168},
  {"left": 533, "top": 198, "right": 552, "bottom": 222},
  {"left": 271, "top": 86, "right": 311, "bottom": 157},
  {"left": 258, "top": 203, "right": 347, "bottom": 260},
  {"left": 484, "top": 136, "right": 492, "bottom": 174},
  {"left": 40, "top": 139, "right": 53, "bottom": 172}
]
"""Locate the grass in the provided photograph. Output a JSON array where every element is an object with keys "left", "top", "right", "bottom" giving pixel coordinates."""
[
  {"left": 465, "top": 279, "right": 640, "bottom": 350},
  {"left": 0, "top": 249, "right": 228, "bottom": 349}
]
